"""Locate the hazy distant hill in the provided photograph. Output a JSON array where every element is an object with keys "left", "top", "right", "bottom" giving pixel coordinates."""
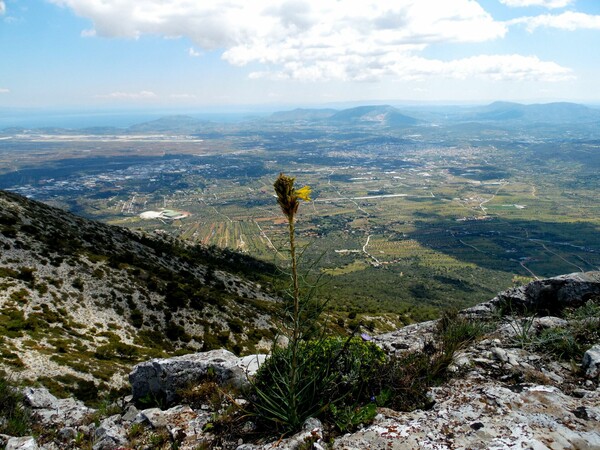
[
  {"left": 327, "top": 105, "right": 419, "bottom": 127},
  {"left": 265, "top": 105, "right": 419, "bottom": 127},
  {"left": 3, "top": 102, "right": 599, "bottom": 135},
  {"left": 466, "top": 101, "right": 600, "bottom": 124},
  {"left": 127, "top": 115, "right": 211, "bottom": 133},
  {"left": 0, "top": 190, "right": 279, "bottom": 395},
  {"left": 267, "top": 108, "right": 338, "bottom": 122}
]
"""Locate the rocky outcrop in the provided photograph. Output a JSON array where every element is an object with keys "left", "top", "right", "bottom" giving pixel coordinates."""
[
  {"left": 22, "top": 387, "right": 94, "bottom": 427},
  {"left": 4, "top": 272, "right": 599, "bottom": 449},
  {"left": 129, "top": 349, "right": 266, "bottom": 405},
  {"left": 4, "top": 437, "right": 39, "bottom": 450},
  {"left": 330, "top": 381, "right": 600, "bottom": 450},
  {"left": 485, "top": 271, "right": 600, "bottom": 315},
  {"left": 0, "top": 189, "right": 279, "bottom": 390},
  {"left": 584, "top": 345, "right": 600, "bottom": 379}
]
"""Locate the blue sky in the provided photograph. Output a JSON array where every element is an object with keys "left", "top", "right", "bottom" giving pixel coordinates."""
[{"left": 1, "top": 0, "right": 600, "bottom": 110}]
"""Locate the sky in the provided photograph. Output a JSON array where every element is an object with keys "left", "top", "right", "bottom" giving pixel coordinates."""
[{"left": 1, "top": 0, "right": 600, "bottom": 110}]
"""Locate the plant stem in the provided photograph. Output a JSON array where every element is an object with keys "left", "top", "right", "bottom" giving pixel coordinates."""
[{"left": 288, "top": 214, "right": 300, "bottom": 424}]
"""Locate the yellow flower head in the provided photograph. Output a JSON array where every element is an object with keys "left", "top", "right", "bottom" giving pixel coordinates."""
[
  {"left": 295, "top": 186, "right": 311, "bottom": 202},
  {"left": 273, "top": 173, "right": 311, "bottom": 220}
]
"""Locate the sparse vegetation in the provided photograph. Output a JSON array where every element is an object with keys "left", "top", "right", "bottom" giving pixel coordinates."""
[
  {"left": 0, "top": 189, "right": 281, "bottom": 396},
  {"left": 0, "top": 372, "right": 31, "bottom": 436},
  {"left": 532, "top": 299, "right": 600, "bottom": 361}
]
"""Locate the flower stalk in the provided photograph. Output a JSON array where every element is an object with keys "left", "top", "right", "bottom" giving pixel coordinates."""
[{"left": 273, "top": 173, "right": 311, "bottom": 424}]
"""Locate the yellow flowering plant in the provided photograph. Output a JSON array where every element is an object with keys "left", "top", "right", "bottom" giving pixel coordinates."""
[
  {"left": 251, "top": 173, "right": 328, "bottom": 431},
  {"left": 251, "top": 174, "right": 388, "bottom": 434}
]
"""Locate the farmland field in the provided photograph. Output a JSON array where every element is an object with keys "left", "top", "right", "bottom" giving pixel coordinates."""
[{"left": 1, "top": 106, "right": 599, "bottom": 321}]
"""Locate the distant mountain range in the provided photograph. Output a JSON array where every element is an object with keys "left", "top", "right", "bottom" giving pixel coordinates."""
[
  {"left": 462, "top": 101, "right": 600, "bottom": 124},
  {"left": 1, "top": 102, "right": 599, "bottom": 134},
  {"left": 127, "top": 114, "right": 212, "bottom": 133},
  {"left": 266, "top": 105, "right": 419, "bottom": 127}
]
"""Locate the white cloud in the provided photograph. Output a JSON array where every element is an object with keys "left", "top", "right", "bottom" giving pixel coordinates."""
[
  {"left": 96, "top": 90, "right": 157, "bottom": 99},
  {"left": 513, "top": 11, "right": 600, "bottom": 31},
  {"left": 81, "top": 28, "right": 96, "bottom": 37},
  {"left": 0, "top": 1, "right": 5, "bottom": 15},
  {"left": 0, "top": 88, "right": 9, "bottom": 93},
  {"left": 49, "top": 0, "right": 574, "bottom": 83},
  {"left": 437, "top": 54, "right": 573, "bottom": 81},
  {"left": 169, "top": 93, "right": 197, "bottom": 99},
  {"left": 250, "top": 54, "right": 573, "bottom": 82},
  {"left": 188, "top": 47, "right": 201, "bottom": 57},
  {"left": 499, "top": 0, "right": 573, "bottom": 8}
]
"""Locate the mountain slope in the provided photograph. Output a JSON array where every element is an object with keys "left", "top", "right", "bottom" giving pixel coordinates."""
[
  {"left": 127, "top": 115, "right": 210, "bottom": 133},
  {"left": 264, "top": 105, "right": 419, "bottom": 127},
  {"left": 328, "top": 105, "right": 419, "bottom": 126},
  {"left": 267, "top": 108, "right": 338, "bottom": 122},
  {"left": 0, "top": 190, "right": 279, "bottom": 396},
  {"left": 468, "top": 101, "right": 600, "bottom": 124}
]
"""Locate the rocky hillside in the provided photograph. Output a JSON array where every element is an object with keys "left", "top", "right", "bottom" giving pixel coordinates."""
[
  {"left": 0, "top": 190, "right": 280, "bottom": 397},
  {"left": 2, "top": 272, "right": 598, "bottom": 450}
]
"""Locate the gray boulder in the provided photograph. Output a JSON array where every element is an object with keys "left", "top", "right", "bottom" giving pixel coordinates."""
[
  {"left": 490, "top": 271, "right": 600, "bottom": 315},
  {"left": 5, "top": 436, "right": 39, "bottom": 450},
  {"left": 129, "top": 349, "right": 251, "bottom": 405},
  {"left": 22, "top": 387, "right": 94, "bottom": 427},
  {"left": 236, "top": 418, "right": 324, "bottom": 450},
  {"left": 583, "top": 344, "right": 600, "bottom": 379},
  {"left": 460, "top": 271, "right": 600, "bottom": 318},
  {"left": 93, "top": 414, "right": 128, "bottom": 450}
]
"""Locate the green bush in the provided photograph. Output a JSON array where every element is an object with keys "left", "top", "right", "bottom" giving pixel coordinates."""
[
  {"left": 130, "top": 309, "right": 144, "bottom": 328},
  {"left": 95, "top": 341, "right": 139, "bottom": 360},
  {"left": 72, "top": 277, "right": 85, "bottom": 291},
  {"left": 0, "top": 373, "right": 31, "bottom": 436},
  {"left": 437, "top": 309, "right": 489, "bottom": 353},
  {"left": 530, "top": 299, "right": 600, "bottom": 361},
  {"left": 251, "top": 337, "right": 386, "bottom": 432},
  {"left": 373, "top": 311, "right": 488, "bottom": 413}
]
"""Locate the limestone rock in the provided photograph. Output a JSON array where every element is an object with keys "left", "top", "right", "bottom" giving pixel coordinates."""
[
  {"left": 5, "top": 436, "right": 39, "bottom": 450},
  {"left": 22, "top": 387, "right": 94, "bottom": 427},
  {"left": 331, "top": 380, "right": 600, "bottom": 450},
  {"left": 489, "top": 271, "right": 600, "bottom": 315},
  {"left": 56, "top": 426, "right": 77, "bottom": 442},
  {"left": 239, "top": 354, "right": 267, "bottom": 376},
  {"left": 583, "top": 345, "right": 600, "bottom": 379},
  {"left": 137, "top": 405, "right": 211, "bottom": 448},
  {"left": 93, "top": 414, "right": 128, "bottom": 450},
  {"left": 22, "top": 387, "right": 57, "bottom": 409},
  {"left": 236, "top": 418, "right": 324, "bottom": 450},
  {"left": 533, "top": 316, "right": 569, "bottom": 330},
  {"left": 121, "top": 404, "right": 139, "bottom": 422},
  {"left": 129, "top": 349, "right": 257, "bottom": 405}
]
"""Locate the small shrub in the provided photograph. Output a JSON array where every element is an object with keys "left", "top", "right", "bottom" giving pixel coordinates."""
[
  {"left": 437, "top": 309, "right": 489, "bottom": 353},
  {"left": 72, "top": 277, "right": 85, "bottom": 291},
  {"left": 127, "top": 422, "right": 145, "bottom": 440},
  {"left": 130, "top": 309, "right": 144, "bottom": 328},
  {"left": 0, "top": 373, "right": 31, "bottom": 436},
  {"left": 165, "top": 322, "right": 192, "bottom": 343},
  {"left": 251, "top": 337, "right": 386, "bottom": 432},
  {"left": 0, "top": 267, "right": 18, "bottom": 278},
  {"left": 95, "top": 342, "right": 138, "bottom": 360},
  {"left": 35, "top": 282, "right": 49, "bottom": 295},
  {"left": 178, "top": 380, "right": 225, "bottom": 410},
  {"left": 10, "top": 288, "right": 30, "bottom": 304},
  {"left": 74, "top": 380, "right": 99, "bottom": 403},
  {"left": 529, "top": 299, "right": 600, "bottom": 361},
  {"left": 374, "top": 311, "right": 487, "bottom": 413},
  {"left": 329, "top": 403, "right": 377, "bottom": 433},
  {"left": 17, "top": 267, "right": 36, "bottom": 284},
  {"left": 228, "top": 317, "right": 244, "bottom": 334}
]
